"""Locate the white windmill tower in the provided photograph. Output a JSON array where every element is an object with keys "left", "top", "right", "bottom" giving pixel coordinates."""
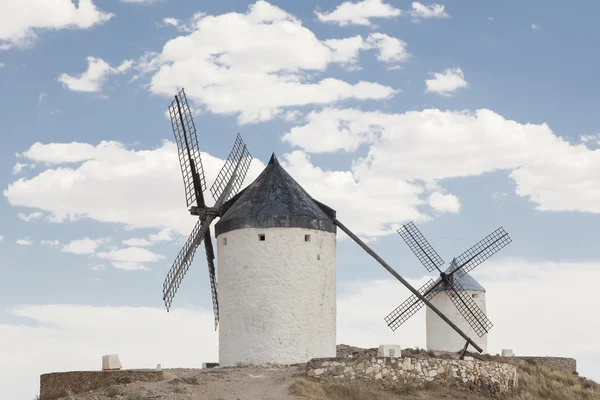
[
  {"left": 426, "top": 266, "right": 488, "bottom": 353},
  {"left": 214, "top": 154, "right": 337, "bottom": 366},
  {"left": 161, "top": 88, "right": 337, "bottom": 366},
  {"left": 384, "top": 222, "right": 511, "bottom": 356}
]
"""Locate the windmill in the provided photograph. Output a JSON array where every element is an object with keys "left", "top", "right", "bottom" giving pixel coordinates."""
[
  {"left": 162, "top": 88, "right": 253, "bottom": 330},
  {"left": 384, "top": 222, "right": 512, "bottom": 356}
]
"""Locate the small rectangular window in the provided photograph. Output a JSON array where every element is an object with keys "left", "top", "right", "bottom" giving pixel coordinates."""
[
  {"left": 223, "top": 238, "right": 227, "bottom": 245},
  {"left": 259, "top": 234, "right": 265, "bottom": 241},
  {"left": 472, "top": 294, "right": 478, "bottom": 299},
  {"left": 304, "top": 234, "right": 311, "bottom": 242}
]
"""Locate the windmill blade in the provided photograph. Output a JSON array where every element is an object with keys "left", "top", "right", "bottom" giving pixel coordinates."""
[
  {"left": 210, "top": 134, "right": 253, "bottom": 204},
  {"left": 169, "top": 88, "right": 207, "bottom": 208},
  {"left": 163, "top": 218, "right": 212, "bottom": 311},
  {"left": 384, "top": 278, "right": 441, "bottom": 332},
  {"left": 448, "top": 227, "right": 511, "bottom": 278},
  {"left": 203, "top": 230, "right": 219, "bottom": 330},
  {"left": 397, "top": 222, "right": 445, "bottom": 273},
  {"left": 446, "top": 278, "right": 493, "bottom": 337}
]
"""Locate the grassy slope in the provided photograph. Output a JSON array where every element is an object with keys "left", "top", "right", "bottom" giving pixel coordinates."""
[{"left": 291, "top": 358, "right": 600, "bottom": 400}]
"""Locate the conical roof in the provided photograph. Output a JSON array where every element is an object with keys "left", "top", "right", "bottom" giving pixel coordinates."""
[
  {"left": 214, "top": 154, "right": 336, "bottom": 236},
  {"left": 431, "top": 260, "right": 486, "bottom": 292}
]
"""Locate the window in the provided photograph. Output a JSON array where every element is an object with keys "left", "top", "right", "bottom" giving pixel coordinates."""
[
  {"left": 472, "top": 294, "right": 478, "bottom": 299},
  {"left": 223, "top": 238, "right": 227, "bottom": 245},
  {"left": 304, "top": 234, "right": 311, "bottom": 242},
  {"left": 258, "top": 234, "right": 265, "bottom": 241}
]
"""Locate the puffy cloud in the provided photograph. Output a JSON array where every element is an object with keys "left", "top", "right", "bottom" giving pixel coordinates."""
[
  {"left": 96, "top": 247, "right": 164, "bottom": 262},
  {"left": 58, "top": 57, "right": 133, "bottom": 93},
  {"left": 122, "top": 238, "right": 152, "bottom": 247},
  {"left": 11, "top": 162, "right": 30, "bottom": 175},
  {"left": 3, "top": 259, "right": 600, "bottom": 399},
  {"left": 428, "top": 192, "right": 460, "bottom": 213},
  {"left": 531, "top": 23, "right": 541, "bottom": 30},
  {"left": 315, "top": 0, "right": 401, "bottom": 27},
  {"left": 283, "top": 107, "right": 600, "bottom": 216},
  {"left": 425, "top": 67, "right": 468, "bottom": 96},
  {"left": 409, "top": 2, "right": 450, "bottom": 21},
  {"left": 61, "top": 237, "right": 111, "bottom": 255},
  {"left": 16, "top": 238, "right": 33, "bottom": 246},
  {"left": 17, "top": 212, "right": 43, "bottom": 222},
  {"left": 0, "top": 0, "right": 113, "bottom": 50},
  {"left": 4, "top": 140, "right": 265, "bottom": 236},
  {"left": 142, "top": 1, "right": 399, "bottom": 124},
  {"left": 41, "top": 240, "right": 60, "bottom": 247}
]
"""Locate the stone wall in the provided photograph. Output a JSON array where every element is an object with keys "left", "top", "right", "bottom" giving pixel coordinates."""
[
  {"left": 514, "top": 356, "right": 577, "bottom": 374},
  {"left": 39, "top": 370, "right": 164, "bottom": 400},
  {"left": 306, "top": 356, "right": 518, "bottom": 398}
]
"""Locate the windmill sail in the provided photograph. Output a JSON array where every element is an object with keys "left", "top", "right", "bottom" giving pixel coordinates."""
[
  {"left": 397, "top": 222, "right": 445, "bottom": 273},
  {"left": 445, "top": 278, "right": 493, "bottom": 337},
  {"left": 384, "top": 278, "right": 441, "bottom": 331},
  {"left": 169, "top": 88, "right": 206, "bottom": 208},
  {"left": 210, "top": 134, "right": 252, "bottom": 204},
  {"left": 163, "top": 218, "right": 213, "bottom": 311},
  {"left": 447, "top": 227, "right": 511, "bottom": 278}
]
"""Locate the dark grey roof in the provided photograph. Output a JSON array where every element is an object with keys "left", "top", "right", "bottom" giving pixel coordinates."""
[
  {"left": 431, "top": 260, "right": 486, "bottom": 292},
  {"left": 214, "top": 153, "right": 336, "bottom": 236}
]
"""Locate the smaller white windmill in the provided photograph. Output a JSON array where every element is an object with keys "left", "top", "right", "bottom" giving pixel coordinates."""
[{"left": 385, "top": 222, "right": 511, "bottom": 356}]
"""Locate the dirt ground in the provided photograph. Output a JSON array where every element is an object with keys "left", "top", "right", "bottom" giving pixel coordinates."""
[{"left": 64, "top": 365, "right": 309, "bottom": 400}]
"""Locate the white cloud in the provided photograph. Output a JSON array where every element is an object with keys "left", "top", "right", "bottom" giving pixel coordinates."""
[
  {"left": 61, "top": 237, "right": 110, "bottom": 255},
  {"left": 162, "top": 17, "right": 180, "bottom": 27},
  {"left": 17, "top": 212, "right": 43, "bottom": 222},
  {"left": 531, "top": 23, "right": 540, "bottom": 30},
  {"left": 16, "top": 238, "right": 33, "bottom": 246},
  {"left": 41, "top": 240, "right": 60, "bottom": 247},
  {"left": 315, "top": 0, "right": 401, "bottom": 27},
  {"left": 11, "top": 162, "right": 30, "bottom": 175},
  {"left": 283, "top": 107, "right": 600, "bottom": 220},
  {"left": 428, "top": 192, "right": 460, "bottom": 213},
  {"left": 4, "top": 140, "right": 265, "bottom": 236},
  {"left": 425, "top": 67, "right": 468, "bottom": 96},
  {"left": 409, "top": 2, "right": 450, "bottom": 21},
  {"left": 0, "top": 0, "right": 113, "bottom": 50},
  {"left": 96, "top": 247, "right": 165, "bottom": 263},
  {"left": 0, "top": 236, "right": 3, "bottom": 243},
  {"left": 365, "top": 33, "right": 410, "bottom": 64},
  {"left": 112, "top": 261, "right": 150, "bottom": 271},
  {"left": 122, "top": 238, "right": 152, "bottom": 247},
  {"left": 143, "top": 1, "right": 398, "bottom": 124},
  {"left": 38, "top": 92, "right": 47, "bottom": 104},
  {"left": 3, "top": 259, "right": 600, "bottom": 399},
  {"left": 58, "top": 56, "right": 133, "bottom": 93},
  {"left": 148, "top": 228, "right": 175, "bottom": 242}
]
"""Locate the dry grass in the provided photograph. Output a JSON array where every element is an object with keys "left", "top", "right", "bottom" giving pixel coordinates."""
[
  {"left": 503, "top": 358, "right": 600, "bottom": 400},
  {"left": 292, "top": 359, "right": 600, "bottom": 400}
]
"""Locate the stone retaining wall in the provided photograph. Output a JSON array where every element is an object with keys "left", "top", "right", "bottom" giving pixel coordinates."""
[
  {"left": 306, "top": 356, "right": 518, "bottom": 398},
  {"left": 514, "top": 356, "right": 577, "bottom": 374},
  {"left": 39, "top": 370, "right": 165, "bottom": 400}
]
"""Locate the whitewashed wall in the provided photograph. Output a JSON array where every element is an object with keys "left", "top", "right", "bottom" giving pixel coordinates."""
[
  {"left": 426, "top": 290, "right": 488, "bottom": 354},
  {"left": 217, "top": 226, "right": 337, "bottom": 366}
]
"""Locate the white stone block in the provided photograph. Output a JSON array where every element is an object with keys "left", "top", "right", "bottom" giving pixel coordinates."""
[
  {"left": 501, "top": 349, "right": 514, "bottom": 357},
  {"left": 102, "top": 354, "right": 122, "bottom": 370},
  {"left": 464, "top": 356, "right": 474, "bottom": 361},
  {"left": 378, "top": 344, "right": 402, "bottom": 358}
]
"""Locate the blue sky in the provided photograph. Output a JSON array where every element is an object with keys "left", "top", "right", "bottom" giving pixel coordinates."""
[{"left": 2, "top": 0, "right": 600, "bottom": 398}]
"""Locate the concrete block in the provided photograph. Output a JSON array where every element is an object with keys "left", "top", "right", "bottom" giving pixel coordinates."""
[
  {"left": 502, "top": 349, "right": 514, "bottom": 357},
  {"left": 377, "top": 345, "right": 402, "bottom": 358},
  {"left": 202, "top": 362, "right": 219, "bottom": 369},
  {"left": 464, "top": 356, "right": 474, "bottom": 361},
  {"left": 102, "top": 354, "right": 122, "bottom": 370}
]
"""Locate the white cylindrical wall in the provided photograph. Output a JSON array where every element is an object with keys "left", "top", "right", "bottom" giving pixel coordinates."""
[
  {"left": 426, "top": 290, "right": 488, "bottom": 354},
  {"left": 216, "top": 227, "right": 337, "bottom": 366}
]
